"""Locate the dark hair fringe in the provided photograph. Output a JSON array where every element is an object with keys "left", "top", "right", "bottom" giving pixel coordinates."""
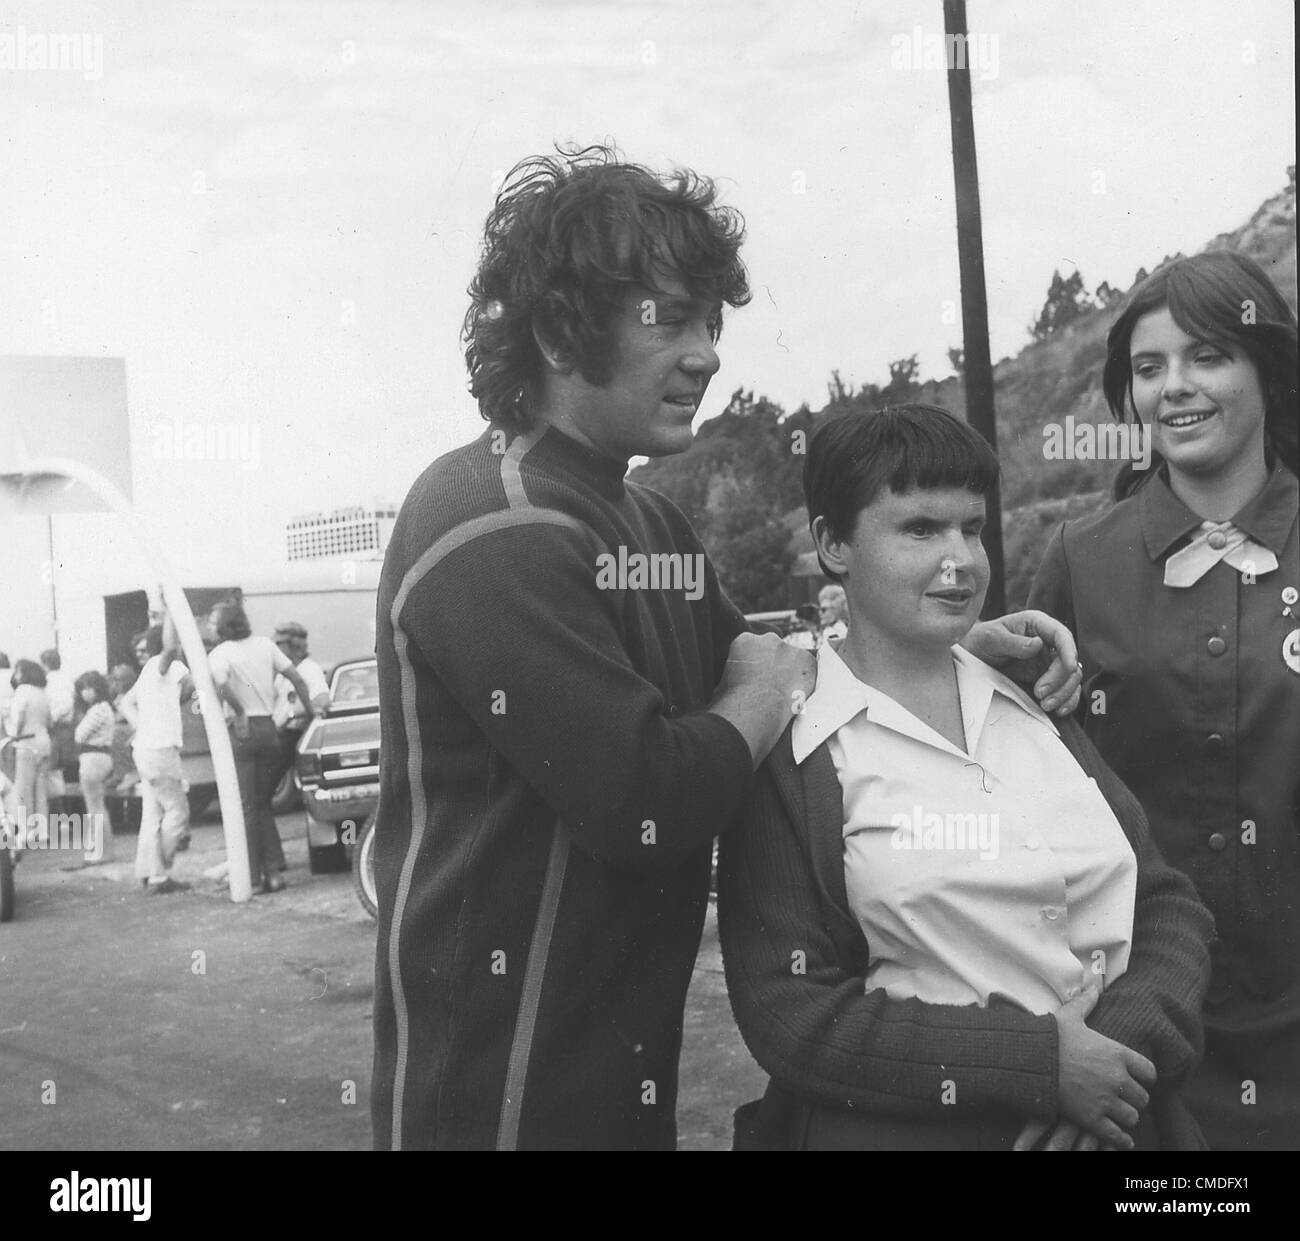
[
  {"left": 74, "top": 670, "right": 113, "bottom": 704},
  {"left": 1103, "top": 251, "right": 1298, "bottom": 499},
  {"left": 461, "top": 142, "right": 751, "bottom": 431},
  {"left": 802, "top": 404, "right": 1000, "bottom": 580}
]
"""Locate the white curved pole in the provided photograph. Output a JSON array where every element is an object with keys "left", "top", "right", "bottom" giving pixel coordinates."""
[{"left": 14, "top": 458, "right": 252, "bottom": 902}]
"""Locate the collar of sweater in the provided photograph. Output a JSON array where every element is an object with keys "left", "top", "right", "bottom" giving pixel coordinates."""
[{"left": 528, "top": 425, "right": 630, "bottom": 502}]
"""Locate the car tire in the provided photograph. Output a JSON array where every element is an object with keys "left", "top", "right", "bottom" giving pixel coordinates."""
[
  {"left": 1, "top": 845, "right": 15, "bottom": 923},
  {"left": 270, "top": 768, "right": 301, "bottom": 815},
  {"left": 352, "top": 811, "right": 378, "bottom": 919}
]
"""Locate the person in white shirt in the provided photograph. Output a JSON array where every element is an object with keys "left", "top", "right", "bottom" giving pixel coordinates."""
[
  {"left": 40, "top": 649, "right": 75, "bottom": 724},
  {"left": 0, "top": 652, "right": 13, "bottom": 735},
  {"left": 3, "top": 659, "right": 52, "bottom": 843},
  {"left": 718, "top": 405, "right": 1215, "bottom": 1152},
  {"left": 271, "top": 623, "right": 330, "bottom": 732},
  {"left": 120, "top": 620, "right": 192, "bottom": 894},
  {"left": 40, "top": 648, "right": 77, "bottom": 793},
  {"left": 817, "top": 584, "right": 848, "bottom": 643},
  {"left": 74, "top": 670, "right": 118, "bottom": 863},
  {"left": 208, "top": 602, "right": 317, "bottom": 894},
  {"left": 262, "top": 621, "right": 331, "bottom": 873}
]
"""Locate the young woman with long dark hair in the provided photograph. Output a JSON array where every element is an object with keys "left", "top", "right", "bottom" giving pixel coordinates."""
[
  {"left": 720, "top": 406, "right": 1215, "bottom": 1151},
  {"left": 4, "top": 659, "right": 52, "bottom": 841},
  {"left": 74, "top": 670, "right": 117, "bottom": 863},
  {"left": 1029, "top": 252, "right": 1299, "bottom": 1149}
]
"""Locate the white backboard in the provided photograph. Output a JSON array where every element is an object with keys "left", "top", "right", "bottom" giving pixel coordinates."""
[{"left": 0, "top": 355, "right": 132, "bottom": 515}]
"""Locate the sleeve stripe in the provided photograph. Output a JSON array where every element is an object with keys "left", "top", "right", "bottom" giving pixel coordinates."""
[{"left": 389, "top": 508, "right": 600, "bottom": 631}]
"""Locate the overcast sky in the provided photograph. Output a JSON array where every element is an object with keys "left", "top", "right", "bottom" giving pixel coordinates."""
[{"left": 1, "top": 0, "right": 1295, "bottom": 661}]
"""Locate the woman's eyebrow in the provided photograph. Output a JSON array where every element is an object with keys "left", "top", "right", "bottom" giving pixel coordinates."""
[
  {"left": 894, "top": 506, "right": 983, "bottom": 523},
  {"left": 894, "top": 511, "right": 940, "bottom": 525},
  {"left": 1132, "top": 337, "right": 1227, "bottom": 360}
]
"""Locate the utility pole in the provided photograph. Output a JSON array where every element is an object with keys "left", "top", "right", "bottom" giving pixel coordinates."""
[
  {"left": 47, "top": 515, "right": 59, "bottom": 651},
  {"left": 944, "top": 0, "right": 1005, "bottom": 615}
]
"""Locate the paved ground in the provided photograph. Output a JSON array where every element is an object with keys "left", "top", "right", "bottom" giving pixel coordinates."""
[{"left": 0, "top": 808, "right": 765, "bottom": 1150}]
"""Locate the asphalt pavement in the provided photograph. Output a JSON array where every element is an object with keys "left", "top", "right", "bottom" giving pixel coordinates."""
[{"left": 0, "top": 808, "right": 765, "bottom": 1151}]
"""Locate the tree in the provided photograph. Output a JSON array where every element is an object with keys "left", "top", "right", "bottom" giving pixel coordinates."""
[
  {"left": 702, "top": 471, "right": 794, "bottom": 612},
  {"left": 826, "top": 370, "right": 853, "bottom": 407},
  {"left": 629, "top": 386, "right": 803, "bottom": 610},
  {"left": 947, "top": 346, "right": 964, "bottom": 376},
  {"left": 883, "top": 355, "right": 921, "bottom": 403},
  {"left": 1094, "top": 281, "right": 1122, "bottom": 309},
  {"left": 1028, "top": 269, "right": 1094, "bottom": 342}
]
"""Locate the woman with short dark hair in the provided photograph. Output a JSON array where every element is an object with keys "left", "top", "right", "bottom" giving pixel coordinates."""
[{"left": 720, "top": 405, "right": 1215, "bottom": 1151}]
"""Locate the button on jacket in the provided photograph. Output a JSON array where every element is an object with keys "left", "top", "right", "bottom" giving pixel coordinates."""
[{"left": 1029, "top": 463, "right": 1300, "bottom": 1150}]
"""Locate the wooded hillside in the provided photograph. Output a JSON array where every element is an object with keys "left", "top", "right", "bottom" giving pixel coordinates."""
[{"left": 631, "top": 169, "right": 1297, "bottom": 611}]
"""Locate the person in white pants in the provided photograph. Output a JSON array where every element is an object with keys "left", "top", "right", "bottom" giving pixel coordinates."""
[
  {"left": 4, "top": 660, "right": 52, "bottom": 843},
  {"left": 120, "top": 618, "right": 193, "bottom": 894},
  {"left": 74, "top": 670, "right": 118, "bottom": 863}
]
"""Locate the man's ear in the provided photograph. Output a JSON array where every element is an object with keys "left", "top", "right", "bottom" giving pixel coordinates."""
[
  {"left": 811, "top": 516, "right": 850, "bottom": 578},
  {"left": 532, "top": 321, "right": 573, "bottom": 375}
]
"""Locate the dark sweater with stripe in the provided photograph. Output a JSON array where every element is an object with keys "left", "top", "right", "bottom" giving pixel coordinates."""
[{"left": 370, "top": 423, "right": 753, "bottom": 1150}]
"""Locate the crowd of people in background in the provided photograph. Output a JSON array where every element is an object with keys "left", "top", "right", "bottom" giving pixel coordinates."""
[
  {"left": 0, "top": 605, "right": 329, "bottom": 898},
  {"left": 1, "top": 625, "right": 194, "bottom": 885}
]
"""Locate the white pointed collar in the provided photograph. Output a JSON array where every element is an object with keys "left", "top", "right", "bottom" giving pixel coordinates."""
[{"left": 790, "top": 640, "right": 1057, "bottom": 765}]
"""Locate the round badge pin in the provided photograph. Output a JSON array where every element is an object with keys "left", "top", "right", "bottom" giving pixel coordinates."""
[{"left": 1284, "top": 628, "right": 1300, "bottom": 675}]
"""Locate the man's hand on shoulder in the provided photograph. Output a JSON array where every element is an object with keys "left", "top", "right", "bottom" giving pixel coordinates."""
[
  {"left": 709, "top": 632, "right": 816, "bottom": 768},
  {"left": 962, "top": 610, "right": 1082, "bottom": 716}
]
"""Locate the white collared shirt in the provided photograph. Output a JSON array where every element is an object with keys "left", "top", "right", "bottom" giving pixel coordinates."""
[
  {"left": 272, "top": 656, "right": 329, "bottom": 729},
  {"left": 44, "top": 670, "right": 76, "bottom": 724},
  {"left": 792, "top": 642, "right": 1136, "bottom": 1015},
  {"left": 209, "top": 636, "right": 292, "bottom": 717},
  {"left": 127, "top": 656, "right": 188, "bottom": 751}
]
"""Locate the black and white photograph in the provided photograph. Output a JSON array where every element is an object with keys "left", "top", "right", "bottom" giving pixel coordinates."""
[{"left": 1, "top": 0, "right": 1296, "bottom": 1192}]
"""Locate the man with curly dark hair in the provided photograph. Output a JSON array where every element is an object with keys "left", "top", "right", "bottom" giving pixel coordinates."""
[
  {"left": 371, "top": 144, "right": 1084, "bottom": 1151},
  {"left": 371, "top": 144, "right": 818, "bottom": 1151}
]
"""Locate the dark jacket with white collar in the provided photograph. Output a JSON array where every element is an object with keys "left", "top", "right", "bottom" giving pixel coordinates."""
[{"left": 717, "top": 712, "right": 1215, "bottom": 1150}]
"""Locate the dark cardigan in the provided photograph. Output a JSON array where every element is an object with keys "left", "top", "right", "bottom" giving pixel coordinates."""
[{"left": 717, "top": 712, "right": 1216, "bottom": 1150}]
